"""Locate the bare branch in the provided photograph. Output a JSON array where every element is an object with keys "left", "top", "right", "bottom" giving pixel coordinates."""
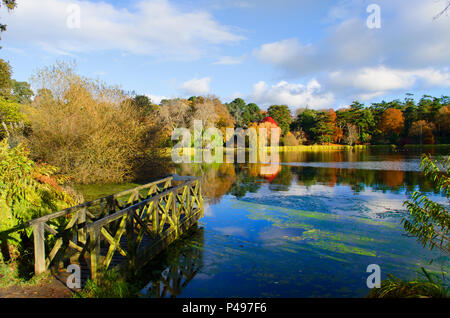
[{"left": 434, "top": 0, "right": 450, "bottom": 20}]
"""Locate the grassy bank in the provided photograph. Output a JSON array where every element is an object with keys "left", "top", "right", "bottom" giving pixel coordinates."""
[
  {"left": 0, "top": 262, "right": 49, "bottom": 288},
  {"left": 163, "top": 144, "right": 450, "bottom": 156}
]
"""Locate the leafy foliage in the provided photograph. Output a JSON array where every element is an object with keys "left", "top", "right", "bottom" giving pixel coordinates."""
[
  {"left": 368, "top": 267, "right": 448, "bottom": 298},
  {"left": 402, "top": 155, "right": 449, "bottom": 254},
  {"left": 27, "top": 61, "right": 165, "bottom": 184},
  {"left": 225, "top": 98, "right": 262, "bottom": 128},
  {"left": 0, "top": 140, "right": 77, "bottom": 249},
  {"left": 0, "top": 96, "right": 25, "bottom": 124},
  {"left": 10, "top": 79, "right": 34, "bottom": 104},
  {"left": 0, "top": 59, "right": 12, "bottom": 97},
  {"left": 379, "top": 108, "right": 404, "bottom": 133},
  {"left": 267, "top": 105, "right": 292, "bottom": 136},
  {"left": 409, "top": 120, "right": 436, "bottom": 144}
]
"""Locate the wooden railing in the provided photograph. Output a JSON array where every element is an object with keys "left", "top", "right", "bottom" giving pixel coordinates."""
[
  {"left": 86, "top": 177, "right": 203, "bottom": 280},
  {"left": 28, "top": 177, "right": 173, "bottom": 275}
]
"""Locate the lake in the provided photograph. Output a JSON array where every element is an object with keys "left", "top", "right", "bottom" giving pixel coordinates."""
[{"left": 76, "top": 147, "right": 450, "bottom": 298}]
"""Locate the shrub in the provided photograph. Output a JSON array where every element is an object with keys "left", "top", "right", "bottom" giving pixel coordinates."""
[
  {"left": 282, "top": 132, "right": 300, "bottom": 146},
  {"left": 26, "top": 62, "right": 164, "bottom": 184},
  {"left": 0, "top": 140, "right": 77, "bottom": 260},
  {"left": 0, "top": 97, "right": 28, "bottom": 142}
]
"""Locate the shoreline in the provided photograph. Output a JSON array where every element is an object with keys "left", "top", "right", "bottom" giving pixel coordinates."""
[{"left": 161, "top": 144, "right": 450, "bottom": 156}]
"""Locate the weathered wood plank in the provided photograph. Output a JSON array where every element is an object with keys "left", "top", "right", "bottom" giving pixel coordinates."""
[{"left": 32, "top": 222, "right": 46, "bottom": 274}]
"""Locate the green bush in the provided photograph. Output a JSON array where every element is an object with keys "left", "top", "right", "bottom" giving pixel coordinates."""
[
  {"left": 0, "top": 140, "right": 77, "bottom": 256},
  {"left": 0, "top": 97, "right": 27, "bottom": 140}
]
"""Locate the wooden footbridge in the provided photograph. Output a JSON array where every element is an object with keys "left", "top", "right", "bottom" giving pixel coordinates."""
[{"left": 27, "top": 176, "right": 203, "bottom": 281}]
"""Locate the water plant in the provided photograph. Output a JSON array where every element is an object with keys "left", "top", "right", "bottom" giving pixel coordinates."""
[{"left": 368, "top": 267, "right": 448, "bottom": 298}]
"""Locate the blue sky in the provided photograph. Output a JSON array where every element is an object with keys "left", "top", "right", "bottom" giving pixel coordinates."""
[{"left": 1, "top": 0, "right": 449, "bottom": 111}]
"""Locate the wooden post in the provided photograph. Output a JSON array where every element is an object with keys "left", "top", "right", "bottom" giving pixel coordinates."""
[
  {"left": 126, "top": 209, "right": 136, "bottom": 266},
  {"left": 32, "top": 222, "right": 46, "bottom": 275},
  {"left": 89, "top": 226, "right": 101, "bottom": 282},
  {"left": 172, "top": 191, "right": 178, "bottom": 238},
  {"left": 78, "top": 207, "right": 87, "bottom": 244},
  {"left": 198, "top": 181, "right": 204, "bottom": 218},
  {"left": 152, "top": 200, "right": 159, "bottom": 236},
  {"left": 186, "top": 185, "right": 191, "bottom": 218}
]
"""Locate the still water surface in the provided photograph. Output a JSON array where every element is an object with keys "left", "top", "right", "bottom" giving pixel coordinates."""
[{"left": 77, "top": 148, "right": 450, "bottom": 297}]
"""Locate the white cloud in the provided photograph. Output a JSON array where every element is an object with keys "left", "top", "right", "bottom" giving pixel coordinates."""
[
  {"left": 328, "top": 66, "right": 450, "bottom": 101},
  {"left": 254, "top": 38, "right": 316, "bottom": 74},
  {"left": 330, "top": 67, "right": 415, "bottom": 92},
  {"left": 253, "top": 0, "right": 450, "bottom": 102},
  {"left": 250, "top": 79, "right": 335, "bottom": 110},
  {"left": 213, "top": 54, "right": 247, "bottom": 65},
  {"left": 1, "top": 0, "right": 244, "bottom": 59},
  {"left": 180, "top": 77, "right": 211, "bottom": 96},
  {"left": 146, "top": 94, "right": 170, "bottom": 104}
]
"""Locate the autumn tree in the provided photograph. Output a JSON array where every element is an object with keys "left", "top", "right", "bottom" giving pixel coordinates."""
[
  {"left": 159, "top": 98, "right": 193, "bottom": 132},
  {"left": 248, "top": 119, "right": 281, "bottom": 146},
  {"left": 282, "top": 132, "right": 300, "bottom": 146},
  {"left": 190, "top": 96, "right": 235, "bottom": 131},
  {"left": 326, "top": 109, "right": 344, "bottom": 143},
  {"left": 436, "top": 105, "right": 450, "bottom": 143},
  {"left": 344, "top": 123, "right": 358, "bottom": 146},
  {"left": 409, "top": 120, "right": 436, "bottom": 145},
  {"left": 27, "top": 61, "right": 163, "bottom": 183},
  {"left": 379, "top": 108, "right": 405, "bottom": 139},
  {"left": 0, "top": 59, "right": 11, "bottom": 98}
]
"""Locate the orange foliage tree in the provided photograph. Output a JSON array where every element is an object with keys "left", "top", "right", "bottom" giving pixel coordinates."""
[
  {"left": 379, "top": 108, "right": 405, "bottom": 135},
  {"left": 408, "top": 120, "right": 436, "bottom": 144},
  {"left": 328, "top": 109, "right": 343, "bottom": 143}
]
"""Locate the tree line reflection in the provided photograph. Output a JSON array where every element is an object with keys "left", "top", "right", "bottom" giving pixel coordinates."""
[{"left": 170, "top": 150, "right": 442, "bottom": 202}]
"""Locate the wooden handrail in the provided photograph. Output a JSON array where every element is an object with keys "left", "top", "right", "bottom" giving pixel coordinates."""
[
  {"left": 28, "top": 176, "right": 173, "bottom": 225},
  {"left": 27, "top": 175, "right": 202, "bottom": 277},
  {"left": 86, "top": 177, "right": 202, "bottom": 280},
  {"left": 86, "top": 178, "right": 199, "bottom": 230}
]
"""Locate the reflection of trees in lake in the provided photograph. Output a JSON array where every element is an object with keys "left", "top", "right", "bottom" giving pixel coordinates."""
[
  {"left": 280, "top": 150, "right": 361, "bottom": 163},
  {"left": 382, "top": 170, "right": 405, "bottom": 188},
  {"left": 229, "top": 164, "right": 262, "bottom": 198},
  {"left": 291, "top": 166, "right": 436, "bottom": 194},
  {"left": 173, "top": 149, "right": 442, "bottom": 201},
  {"left": 140, "top": 228, "right": 205, "bottom": 298},
  {"left": 268, "top": 165, "right": 292, "bottom": 191},
  {"left": 176, "top": 163, "right": 237, "bottom": 204}
]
